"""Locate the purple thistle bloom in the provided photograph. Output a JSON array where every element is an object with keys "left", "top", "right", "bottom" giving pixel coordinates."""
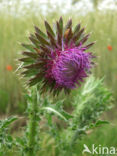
[
  {"left": 46, "top": 46, "right": 94, "bottom": 89},
  {"left": 20, "top": 17, "right": 95, "bottom": 95}
]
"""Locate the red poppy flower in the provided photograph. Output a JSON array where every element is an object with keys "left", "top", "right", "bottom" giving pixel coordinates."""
[
  {"left": 6, "top": 65, "right": 13, "bottom": 71},
  {"left": 107, "top": 45, "right": 112, "bottom": 51}
]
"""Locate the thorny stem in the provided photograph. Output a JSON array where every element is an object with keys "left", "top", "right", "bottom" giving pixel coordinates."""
[{"left": 26, "top": 87, "right": 40, "bottom": 156}]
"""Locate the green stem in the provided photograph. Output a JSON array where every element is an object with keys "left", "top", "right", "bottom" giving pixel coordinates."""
[{"left": 26, "top": 87, "right": 40, "bottom": 156}]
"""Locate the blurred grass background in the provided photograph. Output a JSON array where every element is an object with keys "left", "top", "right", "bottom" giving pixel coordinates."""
[{"left": 0, "top": 0, "right": 117, "bottom": 155}]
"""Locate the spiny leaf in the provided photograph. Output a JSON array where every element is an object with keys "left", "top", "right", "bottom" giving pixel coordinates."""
[
  {"left": 42, "top": 107, "right": 68, "bottom": 122},
  {"left": 61, "top": 110, "right": 73, "bottom": 120},
  {"left": 89, "top": 120, "right": 110, "bottom": 128},
  {"left": 95, "top": 120, "right": 110, "bottom": 127},
  {"left": 0, "top": 116, "right": 18, "bottom": 129},
  {"left": 16, "top": 137, "right": 25, "bottom": 146}
]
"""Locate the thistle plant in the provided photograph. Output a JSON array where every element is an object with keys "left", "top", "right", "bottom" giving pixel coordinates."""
[
  {"left": 18, "top": 17, "right": 96, "bottom": 155},
  {"left": 0, "top": 17, "right": 112, "bottom": 156}
]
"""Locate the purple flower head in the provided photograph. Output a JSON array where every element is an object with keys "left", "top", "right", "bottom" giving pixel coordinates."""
[
  {"left": 20, "top": 17, "right": 95, "bottom": 95},
  {"left": 46, "top": 46, "right": 94, "bottom": 89}
]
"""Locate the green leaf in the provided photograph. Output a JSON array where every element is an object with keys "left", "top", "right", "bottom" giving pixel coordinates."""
[
  {"left": 61, "top": 110, "right": 73, "bottom": 120},
  {"left": 95, "top": 120, "right": 110, "bottom": 127},
  {"left": 16, "top": 137, "right": 25, "bottom": 146},
  {"left": 1, "top": 116, "right": 18, "bottom": 129},
  {"left": 7, "top": 136, "right": 13, "bottom": 143},
  {"left": 89, "top": 120, "right": 109, "bottom": 129},
  {"left": 42, "top": 107, "right": 68, "bottom": 122}
]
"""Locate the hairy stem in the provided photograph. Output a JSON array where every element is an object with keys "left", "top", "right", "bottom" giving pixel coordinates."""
[{"left": 26, "top": 87, "right": 40, "bottom": 156}]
